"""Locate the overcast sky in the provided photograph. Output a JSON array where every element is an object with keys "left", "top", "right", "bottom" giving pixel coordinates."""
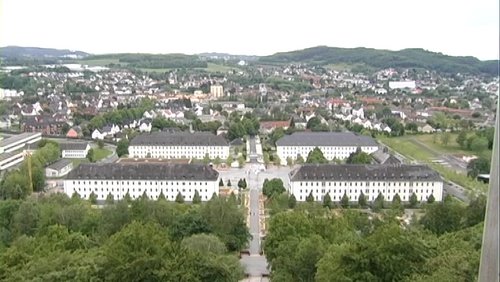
[{"left": 1, "top": 0, "right": 498, "bottom": 60}]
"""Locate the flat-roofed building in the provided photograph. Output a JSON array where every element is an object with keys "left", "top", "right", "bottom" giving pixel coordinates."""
[
  {"left": 64, "top": 163, "right": 219, "bottom": 202},
  {"left": 0, "top": 151, "right": 26, "bottom": 170},
  {"left": 129, "top": 132, "right": 229, "bottom": 160},
  {"left": 59, "top": 142, "right": 90, "bottom": 159},
  {"left": 289, "top": 164, "right": 443, "bottom": 203},
  {"left": 276, "top": 132, "right": 378, "bottom": 165},
  {"left": 45, "top": 159, "right": 73, "bottom": 178},
  {"left": 0, "top": 132, "right": 41, "bottom": 154}
]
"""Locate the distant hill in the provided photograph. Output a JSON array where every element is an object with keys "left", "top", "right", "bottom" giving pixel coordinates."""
[
  {"left": 259, "top": 46, "right": 499, "bottom": 75},
  {"left": 0, "top": 46, "right": 90, "bottom": 59},
  {"left": 198, "top": 52, "right": 259, "bottom": 61}
]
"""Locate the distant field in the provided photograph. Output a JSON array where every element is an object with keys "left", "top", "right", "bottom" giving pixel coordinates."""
[
  {"left": 204, "top": 62, "right": 239, "bottom": 73},
  {"left": 78, "top": 58, "right": 122, "bottom": 66}
]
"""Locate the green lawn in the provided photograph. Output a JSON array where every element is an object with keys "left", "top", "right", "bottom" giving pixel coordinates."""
[
  {"left": 93, "top": 148, "right": 112, "bottom": 161},
  {"left": 377, "top": 135, "right": 489, "bottom": 193},
  {"left": 71, "top": 159, "right": 89, "bottom": 168},
  {"left": 415, "top": 133, "right": 492, "bottom": 159},
  {"left": 377, "top": 136, "right": 434, "bottom": 161}
]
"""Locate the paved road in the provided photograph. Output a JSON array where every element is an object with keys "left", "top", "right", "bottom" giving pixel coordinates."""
[{"left": 240, "top": 168, "right": 269, "bottom": 277}]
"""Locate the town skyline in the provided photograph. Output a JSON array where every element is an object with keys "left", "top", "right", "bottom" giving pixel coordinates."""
[{"left": 1, "top": 0, "right": 499, "bottom": 60}]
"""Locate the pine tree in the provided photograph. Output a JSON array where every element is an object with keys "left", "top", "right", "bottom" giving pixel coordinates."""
[
  {"left": 288, "top": 194, "right": 297, "bottom": 209},
  {"left": 175, "top": 192, "right": 184, "bottom": 203},
  {"left": 392, "top": 193, "right": 403, "bottom": 212},
  {"left": 124, "top": 190, "right": 132, "bottom": 203},
  {"left": 140, "top": 190, "right": 149, "bottom": 201},
  {"left": 210, "top": 192, "right": 218, "bottom": 200},
  {"left": 242, "top": 178, "right": 247, "bottom": 189},
  {"left": 427, "top": 194, "right": 435, "bottom": 204},
  {"left": 373, "top": 192, "right": 385, "bottom": 212},
  {"left": 89, "top": 191, "right": 97, "bottom": 205},
  {"left": 306, "top": 191, "right": 315, "bottom": 202},
  {"left": 322, "top": 192, "right": 332, "bottom": 208},
  {"left": 340, "top": 192, "right": 349, "bottom": 208},
  {"left": 358, "top": 192, "right": 367, "bottom": 208},
  {"left": 192, "top": 190, "right": 201, "bottom": 204},
  {"left": 409, "top": 192, "right": 418, "bottom": 208},
  {"left": 219, "top": 179, "right": 224, "bottom": 187},
  {"left": 237, "top": 179, "right": 243, "bottom": 189},
  {"left": 227, "top": 179, "right": 232, "bottom": 187},
  {"left": 71, "top": 191, "right": 81, "bottom": 201},
  {"left": 105, "top": 193, "right": 114, "bottom": 205},
  {"left": 158, "top": 190, "right": 166, "bottom": 201}
]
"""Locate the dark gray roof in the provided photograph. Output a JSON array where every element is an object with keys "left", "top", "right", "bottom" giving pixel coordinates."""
[
  {"left": 290, "top": 164, "right": 441, "bottom": 182},
  {"left": 66, "top": 163, "right": 219, "bottom": 181},
  {"left": 0, "top": 132, "right": 41, "bottom": 148},
  {"left": 46, "top": 159, "right": 72, "bottom": 171},
  {"left": 0, "top": 150, "right": 23, "bottom": 162},
  {"left": 276, "top": 132, "right": 378, "bottom": 147},
  {"left": 130, "top": 132, "right": 229, "bottom": 147},
  {"left": 59, "top": 142, "right": 89, "bottom": 151}
]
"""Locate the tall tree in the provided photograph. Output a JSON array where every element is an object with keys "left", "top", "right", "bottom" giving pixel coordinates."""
[
  {"left": 358, "top": 192, "right": 367, "bottom": 208},
  {"left": 306, "top": 147, "right": 328, "bottom": 164},
  {"left": 192, "top": 190, "right": 201, "bottom": 204},
  {"left": 322, "top": 193, "right": 332, "bottom": 208},
  {"left": 288, "top": 194, "right": 297, "bottom": 209},
  {"left": 175, "top": 192, "right": 184, "bottom": 204},
  {"left": 340, "top": 192, "right": 349, "bottom": 208}
]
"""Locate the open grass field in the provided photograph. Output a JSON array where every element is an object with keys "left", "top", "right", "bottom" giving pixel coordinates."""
[
  {"left": 378, "top": 134, "right": 489, "bottom": 193},
  {"left": 377, "top": 135, "right": 434, "bottom": 161},
  {"left": 77, "top": 58, "right": 122, "bottom": 66},
  {"left": 93, "top": 148, "right": 112, "bottom": 161},
  {"left": 71, "top": 158, "right": 89, "bottom": 168}
]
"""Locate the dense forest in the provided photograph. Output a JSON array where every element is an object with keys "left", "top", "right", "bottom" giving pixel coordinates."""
[
  {"left": 263, "top": 194, "right": 487, "bottom": 281},
  {"left": 82, "top": 53, "right": 208, "bottom": 69},
  {"left": 259, "top": 46, "right": 499, "bottom": 75},
  {"left": 0, "top": 193, "right": 249, "bottom": 281}
]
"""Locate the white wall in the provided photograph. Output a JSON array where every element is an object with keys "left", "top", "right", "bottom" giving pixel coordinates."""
[
  {"left": 129, "top": 145, "right": 230, "bottom": 160},
  {"left": 277, "top": 145, "right": 379, "bottom": 165},
  {"left": 64, "top": 178, "right": 219, "bottom": 201},
  {"left": 290, "top": 180, "right": 443, "bottom": 202}
]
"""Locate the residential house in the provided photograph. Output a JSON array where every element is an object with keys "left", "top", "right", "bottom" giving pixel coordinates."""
[
  {"left": 45, "top": 159, "right": 73, "bottom": 178},
  {"left": 60, "top": 142, "right": 91, "bottom": 159}
]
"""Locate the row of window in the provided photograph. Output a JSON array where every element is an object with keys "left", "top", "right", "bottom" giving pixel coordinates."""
[
  {"left": 297, "top": 188, "right": 435, "bottom": 195},
  {"left": 75, "top": 187, "right": 211, "bottom": 194},
  {"left": 79, "top": 194, "right": 211, "bottom": 200},
  {"left": 299, "top": 182, "right": 436, "bottom": 187},
  {"left": 297, "top": 194, "right": 431, "bottom": 201},
  {"left": 71, "top": 180, "right": 211, "bottom": 186}
]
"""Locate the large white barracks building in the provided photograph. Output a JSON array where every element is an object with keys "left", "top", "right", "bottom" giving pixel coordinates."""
[
  {"left": 289, "top": 164, "right": 443, "bottom": 202},
  {"left": 276, "top": 132, "right": 379, "bottom": 165},
  {"left": 128, "top": 132, "right": 229, "bottom": 160},
  {"left": 64, "top": 163, "right": 220, "bottom": 202}
]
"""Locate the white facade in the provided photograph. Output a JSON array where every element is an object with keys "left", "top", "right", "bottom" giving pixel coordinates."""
[
  {"left": 64, "top": 178, "right": 219, "bottom": 202},
  {"left": 0, "top": 132, "right": 42, "bottom": 154},
  {"left": 290, "top": 179, "right": 443, "bottom": 203},
  {"left": 61, "top": 144, "right": 90, "bottom": 158},
  {"left": 277, "top": 145, "right": 378, "bottom": 165},
  {"left": 0, "top": 151, "right": 25, "bottom": 170},
  {"left": 389, "top": 81, "right": 416, "bottom": 90},
  {"left": 210, "top": 85, "right": 224, "bottom": 98},
  {"left": 129, "top": 145, "right": 229, "bottom": 160}
]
